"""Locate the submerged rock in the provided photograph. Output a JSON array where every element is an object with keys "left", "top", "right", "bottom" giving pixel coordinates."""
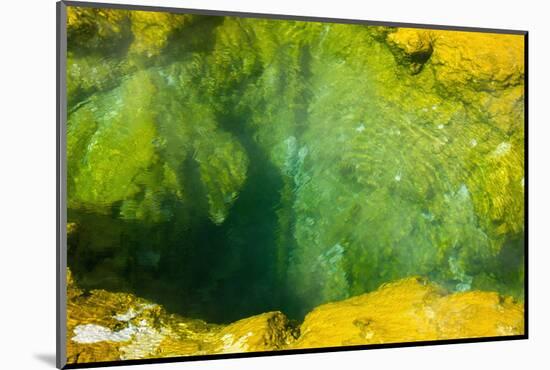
[
  {"left": 67, "top": 274, "right": 223, "bottom": 363},
  {"left": 67, "top": 7, "right": 131, "bottom": 52},
  {"left": 128, "top": 11, "right": 194, "bottom": 57},
  {"left": 66, "top": 8, "right": 525, "bottom": 335},
  {"left": 387, "top": 29, "right": 434, "bottom": 74},
  {"left": 291, "top": 277, "right": 523, "bottom": 348},
  {"left": 66, "top": 271, "right": 523, "bottom": 364},
  {"left": 215, "top": 311, "right": 297, "bottom": 353}
]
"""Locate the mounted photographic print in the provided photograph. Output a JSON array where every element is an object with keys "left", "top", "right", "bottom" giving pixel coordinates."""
[{"left": 56, "top": 1, "right": 527, "bottom": 368}]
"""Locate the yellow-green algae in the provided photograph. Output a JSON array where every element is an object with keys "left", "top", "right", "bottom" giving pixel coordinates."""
[
  {"left": 66, "top": 5, "right": 525, "bottom": 362},
  {"left": 67, "top": 270, "right": 523, "bottom": 363}
]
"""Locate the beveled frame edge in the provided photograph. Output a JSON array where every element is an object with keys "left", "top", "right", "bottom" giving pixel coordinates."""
[
  {"left": 56, "top": 1, "right": 529, "bottom": 369},
  {"left": 57, "top": 1, "right": 68, "bottom": 369},
  {"left": 524, "top": 31, "right": 529, "bottom": 340}
]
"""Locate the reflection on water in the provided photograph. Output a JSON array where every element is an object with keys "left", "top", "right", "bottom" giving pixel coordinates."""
[{"left": 66, "top": 6, "right": 525, "bottom": 326}]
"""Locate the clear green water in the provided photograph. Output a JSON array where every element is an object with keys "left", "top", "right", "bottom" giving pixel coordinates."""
[{"left": 67, "top": 8, "right": 525, "bottom": 322}]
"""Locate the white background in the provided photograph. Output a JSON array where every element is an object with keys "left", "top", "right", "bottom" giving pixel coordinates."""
[{"left": 0, "top": 0, "right": 548, "bottom": 368}]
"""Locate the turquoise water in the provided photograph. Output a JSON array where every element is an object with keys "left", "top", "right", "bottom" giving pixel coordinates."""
[{"left": 66, "top": 8, "right": 525, "bottom": 322}]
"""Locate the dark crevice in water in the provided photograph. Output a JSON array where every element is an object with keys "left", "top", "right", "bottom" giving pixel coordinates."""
[
  {"left": 67, "top": 15, "right": 224, "bottom": 114},
  {"left": 175, "top": 129, "right": 286, "bottom": 322},
  {"left": 68, "top": 117, "right": 290, "bottom": 324}
]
